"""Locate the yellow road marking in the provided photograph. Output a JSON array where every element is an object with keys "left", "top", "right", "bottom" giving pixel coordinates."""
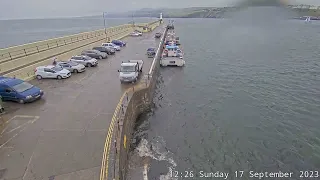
[
  {"left": 100, "top": 89, "right": 130, "bottom": 180},
  {"left": 144, "top": 163, "right": 149, "bottom": 180}
]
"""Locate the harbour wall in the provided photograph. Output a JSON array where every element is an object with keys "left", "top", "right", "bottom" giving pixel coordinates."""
[
  {"left": 99, "top": 26, "right": 168, "bottom": 180},
  {"left": 0, "top": 20, "right": 161, "bottom": 81}
]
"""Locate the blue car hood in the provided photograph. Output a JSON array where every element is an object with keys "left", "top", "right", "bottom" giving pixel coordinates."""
[{"left": 19, "top": 86, "right": 41, "bottom": 97}]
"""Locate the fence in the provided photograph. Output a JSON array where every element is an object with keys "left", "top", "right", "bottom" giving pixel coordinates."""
[
  {"left": 0, "top": 24, "right": 132, "bottom": 63},
  {"left": 99, "top": 25, "right": 168, "bottom": 180}
]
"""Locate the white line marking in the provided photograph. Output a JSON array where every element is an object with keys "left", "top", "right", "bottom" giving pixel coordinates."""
[{"left": 0, "top": 116, "right": 39, "bottom": 149}]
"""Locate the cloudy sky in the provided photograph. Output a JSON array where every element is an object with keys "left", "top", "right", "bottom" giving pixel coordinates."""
[{"left": 0, "top": 0, "right": 319, "bottom": 19}]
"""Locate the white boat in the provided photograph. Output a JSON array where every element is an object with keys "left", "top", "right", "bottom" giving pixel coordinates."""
[
  {"left": 305, "top": 16, "right": 311, "bottom": 23},
  {"left": 160, "top": 45, "right": 185, "bottom": 67}
]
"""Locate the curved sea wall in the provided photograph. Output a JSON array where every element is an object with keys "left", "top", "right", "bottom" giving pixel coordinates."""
[
  {"left": 100, "top": 25, "right": 168, "bottom": 180},
  {"left": 0, "top": 20, "right": 161, "bottom": 81}
]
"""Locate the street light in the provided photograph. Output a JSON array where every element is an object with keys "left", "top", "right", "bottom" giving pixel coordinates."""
[{"left": 102, "top": 12, "right": 107, "bottom": 40}]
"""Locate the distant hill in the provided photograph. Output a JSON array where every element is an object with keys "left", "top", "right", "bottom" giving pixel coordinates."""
[{"left": 104, "top": 5, "right": 320, "bottom": 19}]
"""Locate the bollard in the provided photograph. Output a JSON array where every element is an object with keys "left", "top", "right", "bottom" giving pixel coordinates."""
[
  {"left": 126, "top": 93, "right": 128, "bottom": 102},
  {"left": 121, "top": 104, "right": 124, "bottom": 114}
]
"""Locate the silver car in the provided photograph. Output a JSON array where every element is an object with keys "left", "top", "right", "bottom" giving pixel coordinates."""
[
  {"left": 56, "top": 61, "right": 86, "bottom": 73},
  {"left": 69, "top": 55, "right": 98, "bottom": 67},
  {"left": 81, "top": 50, "right": 107, "bottom": 59}
]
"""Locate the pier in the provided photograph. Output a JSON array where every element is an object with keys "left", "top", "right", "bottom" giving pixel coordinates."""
[{"left": 0, "top": 19, "right": 166, "bottom": 180}]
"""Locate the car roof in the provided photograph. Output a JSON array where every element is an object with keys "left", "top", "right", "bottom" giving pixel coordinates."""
[
  {"left": 0, "top": 76, "right": 24, "bottom": 86},
  {"left": 121, "top": 62, "right": 137, "bottom": 66}
]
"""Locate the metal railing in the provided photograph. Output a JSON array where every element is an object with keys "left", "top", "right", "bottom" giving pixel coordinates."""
[{"left": 0, "top": 24, "right": 134, "bottom": 63}]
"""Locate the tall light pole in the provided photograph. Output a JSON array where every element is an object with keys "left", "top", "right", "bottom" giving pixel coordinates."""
[
  {"left": 132, "top": 12, "right": 135, "bottom": 26},
  {"left": 103, "top": 12, "right": 107, "bottom": 40}
]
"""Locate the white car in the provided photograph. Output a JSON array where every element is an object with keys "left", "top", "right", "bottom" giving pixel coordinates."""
[
  {"left": 134, "top": 30, "right": 143, "bottom": 36},
  {"left": 35, "top": 65, "right": 71, "bottom": 80},
  {"left": 56, "top": 61, "right": 86, "bottom": 73},
  {"left": 130, "top": 32, "right": 141, "bottom": 37},
  {"left": 69, "top": 55, "right": 98, "bottom": 67},
  {"left": 101, "top": 43, "right": 121, "bottom": 51}
]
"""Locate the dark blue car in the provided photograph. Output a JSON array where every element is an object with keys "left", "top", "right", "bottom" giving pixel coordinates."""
[
  {"left": 0, "top": 77, "right": 44, "bottom": 104},
  {"left": 111, "top": 40, "right": 126, "bottom": 47}
]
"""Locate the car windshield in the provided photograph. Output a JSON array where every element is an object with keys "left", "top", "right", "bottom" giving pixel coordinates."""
[
  {"left": 12, "top": 82, "right": 34, "bottom": 93},
  {"left": 83, "top": 56, "right": 91, "bottom": 60},
  {"left": 148, "top": 48, "right": 155, "bottom": 51},
  {"left": 52, "top": 66, "right": 63, "bottom": 71},
  {"left": 120, "top": 65, "right": 135, "bottom": 72}
]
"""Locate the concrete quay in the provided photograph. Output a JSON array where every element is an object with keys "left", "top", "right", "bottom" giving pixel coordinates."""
[{"left": 0, "top": 23, "right": 165, "bottom": 180}]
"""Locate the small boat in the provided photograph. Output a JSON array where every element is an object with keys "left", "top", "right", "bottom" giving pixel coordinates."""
[
  {"left": 160, "top": 45, "right": 185, "bottom": 67},
  {"left": 305, "top": 16, "right": 311, "bottom": 23}
]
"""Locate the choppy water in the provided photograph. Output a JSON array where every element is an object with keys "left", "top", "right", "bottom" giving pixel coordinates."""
[
  {"left": 0, "top": 17, "right": 155, "bottom": 48},
  {"left": 129, "top": 7, "right": 320, "bottom": 180}
]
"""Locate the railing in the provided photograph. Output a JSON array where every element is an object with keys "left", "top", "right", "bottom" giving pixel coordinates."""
[
  {"left": 99, "top": 25, "right": 167, "bottom": 180},
  {"left": 0, "top": 24, "right": 135, "bottom": 64}
]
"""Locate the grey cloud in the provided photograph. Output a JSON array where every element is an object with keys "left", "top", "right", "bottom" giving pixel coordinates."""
[{"left": 0, "top": 0, "right": 319, "bottom": 19}]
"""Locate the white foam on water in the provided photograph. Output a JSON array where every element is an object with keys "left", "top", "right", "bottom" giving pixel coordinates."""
[{"left": 136, "top": 137, "right": 178, "bottom": 180}]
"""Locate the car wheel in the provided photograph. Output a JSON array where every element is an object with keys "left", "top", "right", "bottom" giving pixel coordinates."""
[
  {"left": 87, "top": 63, "right": 92, "bottom": 67},
  {"left": 0, "top": 108, "right": 4, "bottom": 113},
  {"left": 18, "top": 99, "right": 25, "bottom": 104},
  {"left": 99, "top": 56, "right": 102, "bottom": 59},
  {"left": 57, "top": 75, "right": 62, "bottom": 80},
  {"left": 36, "top": 75, "right": 42, "bottom": 80},
  {"left": 73, "top": 69, "right": 78, "bottom": 73}
]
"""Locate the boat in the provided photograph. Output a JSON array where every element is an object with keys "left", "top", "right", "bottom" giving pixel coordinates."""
[
  {"left": 305, "top": 16, "right": 311, "bottom": 23},
  {"left": 160, "top": 45, "right": 185, "bottom": 67}
]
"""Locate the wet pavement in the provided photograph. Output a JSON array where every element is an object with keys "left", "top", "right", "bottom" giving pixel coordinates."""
[{"left": 0, "top": 25, "right": 165, "bottom": 180}]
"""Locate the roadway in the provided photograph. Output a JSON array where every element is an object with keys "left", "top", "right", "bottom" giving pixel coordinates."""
[{"left": 0, "top": 24, "right": 165, "bottom": 180}]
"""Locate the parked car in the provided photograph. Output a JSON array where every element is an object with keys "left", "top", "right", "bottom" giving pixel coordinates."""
[
  {"left": 69, "top": 55, "right": 98, "bottom": 67},
  {"left": 56, "top": 61, "right": 86, "bottom": 73},
  {"left": 134, "top": 30, "right": 143, "bottom": 36},
  {"left": 93, "top": 46, "right": 115, "bottom": 55},
  {"left": 81, "top": 50, "right": 107, "bottom": 59},
  {"left": 155, "top": 33, "right": 162, "bottom": 38},
  {"left": 101, "top": 43, "right": 121, "bottom": 51},
  {"left": 0, "top": 77, "right": 44, "bottom": 104},
  {"left": 147, "top": 47, "right": 156, "bottom": 58},
  {"left": 130, "top": 32, "right": 140, "bottom": 37},
  {"left": 111, "top": 40, "right": 126, "bottom": 47},
  {"left": 0, "top": 95, "right": 4, "bottom": 112},
  {"left": 35, "top": 65, "right": 71, "bottom": 80}
]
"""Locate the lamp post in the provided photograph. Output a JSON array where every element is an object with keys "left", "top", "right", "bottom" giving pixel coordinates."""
[
  {"left": 103, "top": 12, "right": 107, "bottom": 40},
  {"left": 132, "top": 12, "right": 135, "bottom": 26}
]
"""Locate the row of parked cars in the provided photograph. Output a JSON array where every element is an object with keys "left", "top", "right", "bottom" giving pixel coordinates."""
[
  {"left": 0, "top": 39, "right": 127, "bottom": 105},
  {"left": 35, "top": 40, "right": 126, "bottom": 80}
]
